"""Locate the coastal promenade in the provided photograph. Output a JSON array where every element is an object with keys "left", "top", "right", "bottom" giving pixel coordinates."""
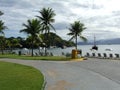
[{"left": 0, "top": 58, "right": 120, "bottom": 90}]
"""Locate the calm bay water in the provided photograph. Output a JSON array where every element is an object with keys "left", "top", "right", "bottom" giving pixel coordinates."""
[
  {"left": 47, "top": 45, "right": 120, "bottom": 56},
  {"left": 15, "top": 44, "right": 120, "bottom": 56}
]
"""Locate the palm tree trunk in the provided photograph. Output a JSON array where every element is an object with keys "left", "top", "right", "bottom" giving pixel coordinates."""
[
  {"left": 74, "top": 35, "right": 78, "bottom": 59},
  {"left": 45, "top": 48, "right": 47, "bottom": 56},
  {"left": 31, "top": 38, "right": 34, "bottom": 56},
  {"left": 1, "top": 48, "right": 4, "bottom": 55},
  {"left": 44, "top": 31, "right": 48, "bottom": 56},
  {"left": 75, "top": 35, "right": 77, "bottom": 50},
  {"left": 0, "top": 44, "right": 4, "bottom": 55}
]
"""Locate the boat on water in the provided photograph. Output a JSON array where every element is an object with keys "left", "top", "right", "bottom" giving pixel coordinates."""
[
  {"left": 91, "top": 35, "right": 98, "bottom": 50},
  {"left": 92, "top": 45, "right": 98, "bottom": 50},
  {"left": 105, "top": 48, "right": 113, "bottom": 51}
]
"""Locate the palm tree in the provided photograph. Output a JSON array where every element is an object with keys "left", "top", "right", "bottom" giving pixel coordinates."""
[
  {"left": 20, "top": 18, "right": 41, "bottom": 56},
  {"left": 37, "top": 7, "right": 56, "bottom": 55},
  {"left": 0, "top": 20, "right": 7, "bottom": 54},
  {"left": 11, "top": 38, "right": 19, "bottom": 51},
  {"left": 67, "top": 21, "right": 87, "bottom": 50},
  {"left": 0, "top": 11, "right": 7, "bottom": 54}
]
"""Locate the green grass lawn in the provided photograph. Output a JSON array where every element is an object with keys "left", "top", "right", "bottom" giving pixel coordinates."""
[
  {"left": 0, "top": 54, "right": 70, "bottom": 61},
  {"left": 0, "top": 61, "right": 44, "bottom": 90}
]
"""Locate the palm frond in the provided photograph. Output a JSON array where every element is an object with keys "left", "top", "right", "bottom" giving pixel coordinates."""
[
  {"left": 20, "top": 18, "right": 42, "bottom": 35},
  {"left": 49, "top": 23, "right": 56, "bottom": 31},
  {"left": 67, "top": 20, "right": 87, "bottom": 47},
  {"left": 80, "top": 36, "right": 87, "bottom": 42},
  {"left": 69, "top": 36, "right": 75, "bottom": 41},
  {"left": 37, "top": 7, "right": 56, "bottom": 33}
]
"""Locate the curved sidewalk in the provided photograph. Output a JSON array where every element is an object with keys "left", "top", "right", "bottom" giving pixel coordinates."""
[{"left": 0, "top": 58, "right": 120, "bottom": 90}]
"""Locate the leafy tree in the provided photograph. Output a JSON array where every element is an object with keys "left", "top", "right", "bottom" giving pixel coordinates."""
[
  {"left": 67, "top": 21, "right": 87, "bottom": 50},
  {"left": 11, "top": 38, "right": 19, "bottom": 50},
  {"left": 16, "top": 37, "right": 24, "bottom": 48},
  {"left": 5, "top": 39, "right": 11, "bottom": 51},
  {"left": 25, "top": 36, "right": 42, "bottom": 49},
  {"left": 37, "top": 7, "right": 56, "bottom": 55},
  {"left": 6, "top": 37, "right": 19, "bottom": 52},
  {"left": 20, "top": 18, "right": 42, "bottom": 56}
]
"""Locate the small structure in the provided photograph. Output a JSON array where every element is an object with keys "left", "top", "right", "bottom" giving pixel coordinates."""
[
  {"left": 105, "top": 48, "right": 113, "bottom": 51},
  {"left": 103, "top": 53, "right": 107, "bottom": 58},
  {"left": 98, "top": 53, "right": 101, "bottom": 57},
  {"left": 115, "top": 54, "right": 119, "bottom": 58},
  {"left": 71, "top": 49, "right": 78, "bottom": 59},
  {"left": 21, "top": 48, "right": 29, "bottom": 55},
  {"left": 92, "top": 53, "right": 96, "bottom": 57},
  {"left": 86, "top": 52, "right": 90, "bottom": 57},
  {"left": 109, "top": 53, "right": 113, "bottom": 58}
]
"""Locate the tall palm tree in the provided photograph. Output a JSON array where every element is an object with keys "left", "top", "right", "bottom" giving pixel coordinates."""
[
  {"left": 67, "top": 21, "right": 87, "bottom": 50},
  {"left": 0, "top": 11, "right": 7, "bottom": 54},
  {"left": 37, "top": 7, "right": 56, "bottom": 55},
  {"left": 20, "top": 18, "right": 41, "bottom": 56},
  {"left": 0, "top": 20, "right": 7, "bottom": 55}
]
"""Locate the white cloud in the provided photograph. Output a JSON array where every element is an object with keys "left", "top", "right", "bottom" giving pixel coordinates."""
[{"left": 0, "top": 0, "right": 120, "bottom": 41}]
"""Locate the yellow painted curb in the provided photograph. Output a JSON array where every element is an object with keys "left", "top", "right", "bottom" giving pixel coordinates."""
[{"left": 71, "top": 57, "right": 87, "bottom": 61}]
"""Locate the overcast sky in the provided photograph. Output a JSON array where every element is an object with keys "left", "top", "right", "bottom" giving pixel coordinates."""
[{"left": 0, "top": 0, "right": 120, "bottom": 41}]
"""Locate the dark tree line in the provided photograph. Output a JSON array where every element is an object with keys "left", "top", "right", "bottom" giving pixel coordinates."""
[{"left": 2, "top": 33, "right": 75, "bottom": 50}]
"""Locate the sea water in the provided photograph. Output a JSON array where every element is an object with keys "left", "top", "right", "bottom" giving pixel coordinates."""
[
  {"left": 13, "top": 44, "right": 120, "bottom": 56},
  {"left": 47, "top": 45, "right": 120, "bottom": 56}
]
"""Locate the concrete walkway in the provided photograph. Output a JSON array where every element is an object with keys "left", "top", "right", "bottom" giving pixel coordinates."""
[{"left": 0, "top": 58, "right": 120, "bottom": 90}]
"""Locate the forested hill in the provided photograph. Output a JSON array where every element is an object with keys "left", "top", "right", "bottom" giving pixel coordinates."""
[
  {"left": 4, "top": 32, "right": 75, "bottom": 49},
  {"left": 41, "top": 32, "right": 75, "bottom": 48}
]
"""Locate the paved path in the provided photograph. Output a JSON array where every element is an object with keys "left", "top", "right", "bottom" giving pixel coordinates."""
[{"left": 1, "top": 58, "right": 120, "bottom": 90}]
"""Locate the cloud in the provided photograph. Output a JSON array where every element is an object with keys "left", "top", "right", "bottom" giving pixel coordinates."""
[
  {"left": 0, "top": 0, "right": 120, "bottom": 41},
  {"left": 0, "top": 0, "right": 17, "bottom": 7},
  {"left": 54, "top": 22, "right": 69, "bottom": 30},
  {"left": 69, "top": 0, "right": 103, "bottom": 9},
  {"left": 4, "top": 29, "right": 26, "bottom": 38}
]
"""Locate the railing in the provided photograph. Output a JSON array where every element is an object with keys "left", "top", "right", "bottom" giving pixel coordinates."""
[{"left": 85, "top": 52, "right": 120, "bottom": 59}]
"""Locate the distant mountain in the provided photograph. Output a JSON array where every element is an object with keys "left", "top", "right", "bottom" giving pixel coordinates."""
[
  {"left": 96, "top": 38, "right": 120, "bottom": 45},
  {"left": 78, "top": 38, "right": 120, "bottom": 45},
  {"left": 77, "top": 41, "right": 91, "bottom": 45}
]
